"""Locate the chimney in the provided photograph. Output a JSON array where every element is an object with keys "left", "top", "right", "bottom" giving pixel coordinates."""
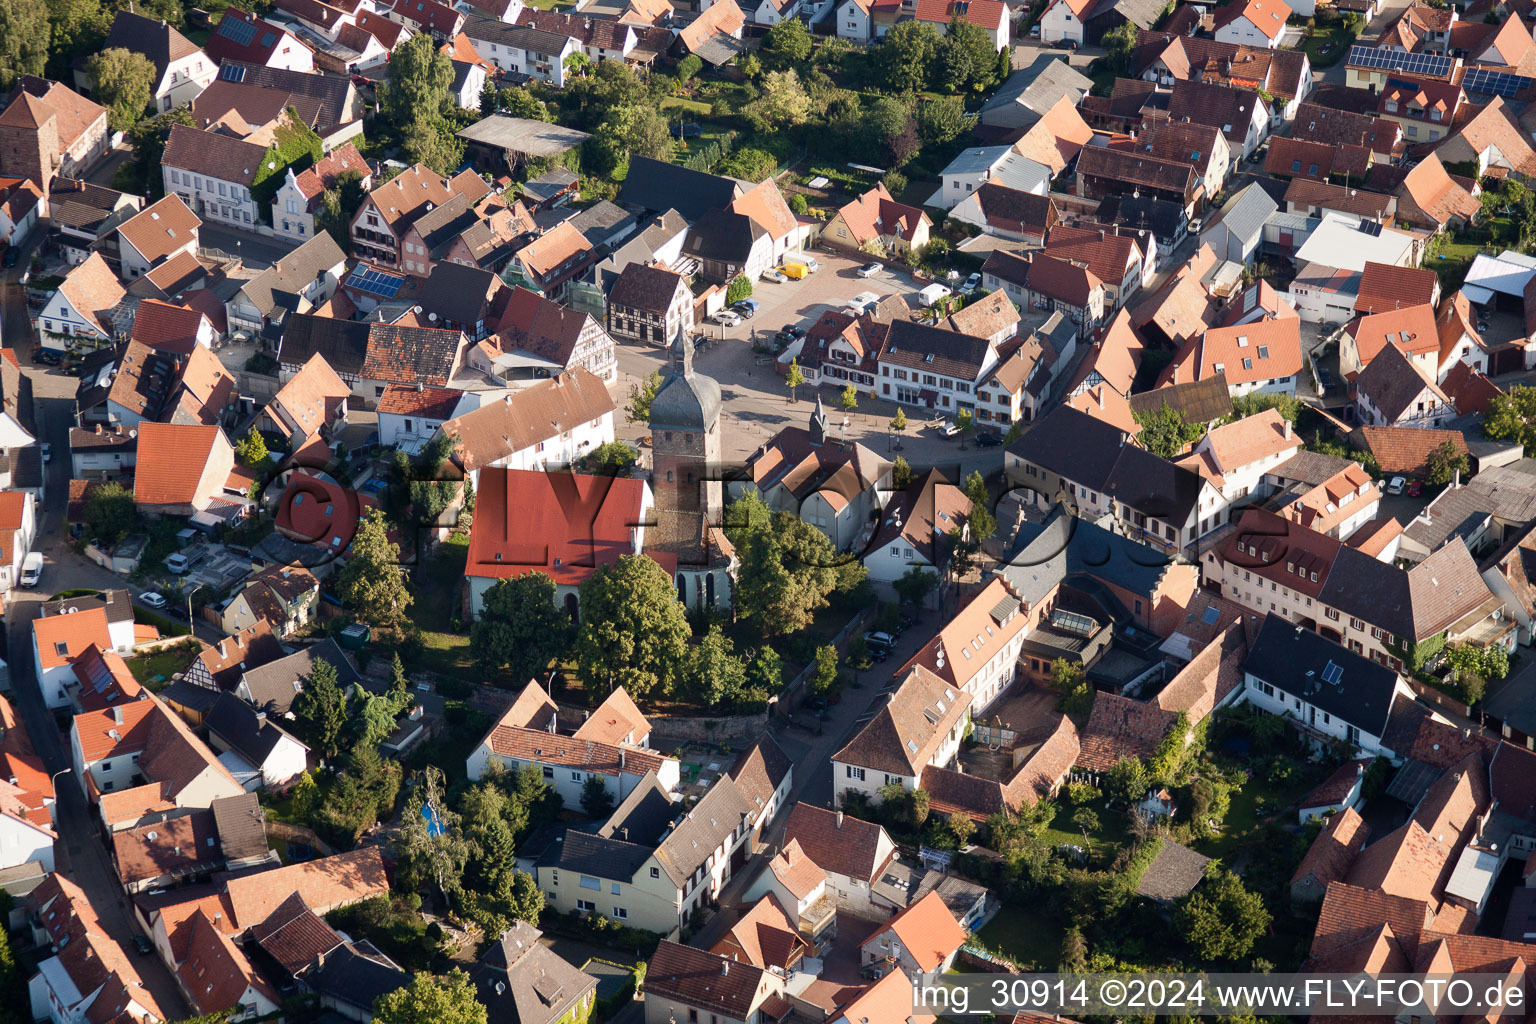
[
  {"left": 835, "top": 811, "right": 844, "bottom": 829},
  {"left": 1096, "top": 388, "right": 1104, "bottom": 409},
  {"left": 1453, "top": 468, "right": 1461, "bottom": 489},
  {"left": 1283, "top": 418, "right": 1292, "bottom": 440},
  {"left": 618, "top": 748, "right": 625, "bottom": 770},
  {"left": 111, "top": 707, "right": 124, "bottom": 725},
  {"left": 721, "top": 960, "right": 730, "bottom": 976}
]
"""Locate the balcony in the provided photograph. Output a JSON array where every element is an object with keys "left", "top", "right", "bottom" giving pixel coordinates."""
[{"left": 798, "top": 892, "right": 837, "bottom": 945}]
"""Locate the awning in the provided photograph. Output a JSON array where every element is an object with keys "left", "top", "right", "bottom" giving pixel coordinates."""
[
  {"left": 918, "top": 388, "right": 937, "bottom": 406},
  {"left": 1461, "top": 283, "right": 1495, "bottom": 306}
]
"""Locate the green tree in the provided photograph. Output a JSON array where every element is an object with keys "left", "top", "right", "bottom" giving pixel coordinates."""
[
  {"left": 402, "top": 116, "right": 464, "bottom": 176},
  {"left": 1134, "top": 402, "right": 1204, "bottom": 459},
  {"left": 839, "top": 385, "right": 858, "bottom": 412},
  {"left": 735, "top": 512, "right": 863, "bottom": 635},
  {"left": 380, "top": 32, "right": 453, "bottom": 126},
  {"left": 1049, "top": 658, "right": 1094, "bottom": 717},
  {"left": 763, "top": 17, "right": 813, "bottom": 64},
  {"left": 936, "top": 19, "right": 1000, "bottom": 93},
  {"left": 726, "top": 274, "right": 753, "bottom": 304},
  {"left": 593, "top": 103, "right": 673, "bottom": 173},
  {"left": 83, "top": 481, "right": 137, "bottom": 545},
  {"left": 87, "top": 48, "right": 155, "bottom": 131},
  {"left": 723, "top": 487, "right": 773, "bottom": 547},
  {"left": 1060, "top": 927, "right": 1088, "bottom": 972},
  {"left": 789, "top": 192, "right": 809, "bottom": 215},
  {"left": 890, "top": 407, "right": 908, "bottom": 437},
  {"left": 337, "top": 509, "right": 412, "bottom": 625},
  {"left": 626, "top": 370, "right": 662, "bottom": 424},
  {"left": 916, "top": 94, "right": 967, "bottom": 144},
  {"left": 1103, "top": 756, "right": 1149, "bottom": 805},
  {"left": 746, "top": 644, "right": 782, "bottom": 696},
  {"left": 292, "top": 657, "right": 348, "bottom": 761},
  {"left": 395, "top": 766, "right": 472, "bottom": 904},
  {"left": 580, "top": 775, "right": 615, "bottom": 818},
  {"left": 1072, "top": 807, "right": 1100, "bottom": 841},
  {"left": 0, "top": 0, "right": 49, "bottom": 91},
  {"left": 316, "top": 168, "right": 368, "bottom": 248},
  {"left": 676, "top": 53, "right": 703, "bottom": 82},
  {"left": 688, "top": 623, "right": 748, "bottom": 705},
  {"left": 948, "top": 810, "right": 975, "bottom": 848},
  {"left": 576, "top": 554, "right": 691, "bottom": 698},
  {"left": 289, "top": 770, "right": 320, "bottom": 819},
  {"left": 1425, "top": 440, "right": 1470, "bottom": 486},
  {"left": 893, "top": 565, "right": 938, "bottom": 609},
  {"left": 499, "top": 87, "right": 551, "bottom": 121},
  {"left": 1484, "top": 386, "right": 1536, "bottom": 449},
  {"left": 717, "top": 147, "right": 778, "bottom": 182},
  {"left": 954, "top": 407, "right": 974, "bottom": 446},
  {"left": 479, "top": 78, "right": 499, "bottom": 115},
  {"left": 1443, "top": 642, "right": 1509, "bottom": 704},
  {"left": 785, "top": 358, "right": 805, "bottom": 403},
  {"left": 389, "top": 652, "right": 410, "bottom": 698},
  {"left": 564, "top": 51, "right": 592, "bottom": 78},
  {"left": 1174, "top": 869, "right": 1271, "bottom": 962},
  {"left": 582, "top": 440, "right": 639, "bottom": 476},
  {"left": 470, "top": 574, "right": 574, "bottom": 681},
  {"left": 1102, "top": 19, "right": 1138, "bottom": 74},
  {"left": 234, "top": 426, "right": 269, "bottom": 466},
  {"left": 119, "top": 107, "right": 195, "bottom": 197},
  {"left": 374, "top": 970, "right": 487, "bottom": 1024},
  {"left": 892, "top": 455, "right": 914, "bottom": 488},
  {"left": 876, "top": 21, "right": 939, "bottom": 93},
  {"left": 964, "top": 475, "right": 996, "bottom": 543},
  {"left": 47, "top": 0, "right": 109, "bottom": 72},
  {"left": 811, "top": 644, "right": 839, "bottom": 695}
]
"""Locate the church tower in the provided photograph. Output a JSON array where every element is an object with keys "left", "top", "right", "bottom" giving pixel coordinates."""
[{"left": 648, "top": 328, "right": 723, "bottom": 562}]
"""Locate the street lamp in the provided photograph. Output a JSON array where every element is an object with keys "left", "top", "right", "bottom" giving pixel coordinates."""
[{"left": 185, "top": 583, "right": 207, "bottom": 630}]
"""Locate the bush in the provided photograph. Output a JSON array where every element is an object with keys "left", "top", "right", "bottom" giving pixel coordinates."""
[{"left": 882, "top": 170, "right": 908, "bottom": 198}]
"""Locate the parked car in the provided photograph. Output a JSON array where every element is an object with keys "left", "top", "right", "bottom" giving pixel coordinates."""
[
  {"left": 864, "top": 631, "right": 896, "bottom": 650},
  {"left": 782, "top": 262, "right": 809, "bottom": 280},
  {"left": 712, "top": 310, "right": 741, "bottom": 327},
  {"left": 762, "top": 267, "right": 788, "bottom": 283},
  {"left": 774, "top": 329, "right": 798, "bottom": 346},
  {"left": 975, "top": 431, "right": 1003, "bottom": 447},
  {"left": 857, "top": 262, "right": 884, "bottom": 278},
  {"left": 1028, "top": 22, "right": 1041, "bottom": 35},
  {"left": 140, "top": 592, "right": 167, "bottom": 609},
  {"left": 961, "top": 272, "right": 981, "bottom": 295},
  {"left": 1060, "top": 39, "right": 1078, "bottom": 49},
  {"left": 1387, "top": 476, "right": 1407, "bottom": 495},
  {"left": 34, "top": 349, "right": 60, "bottom": 366},
  {"left": 941, "top": 420, "right": 961, "bottom": 436},
  {"left": 732, "top": 299, "right": 758, "bottom": 319},
  {"left": 1407, "top": 479, "right": 1423, "bottom": 497},
  {"left": 2, "top": 247, "right": 18, "bottom": 269},
  {"left": 1478, "top": 320, "right": 1490, "bottom": 333},
  {"left": 131, "top": 935, "right": 153, "bottom": 955}
]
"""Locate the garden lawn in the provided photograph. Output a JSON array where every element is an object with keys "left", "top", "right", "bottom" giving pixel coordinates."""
[
  {"left": 977, "top": 906, "right": 1064, "bottom": 969},
  {"left": 1304, "top": 27, "right": 1356, "bottom": 68},
  {"left": 408, "top": 535, "right": 479, "bottom": 680},
  {"left": 1428, "top": 240, "right": 1484, "bottom": 291},
  {"left": 124, "top": 643, "right": 201, "bottom": 687},
  {"left": 659, "top": 96, "right": 712, "bottom": 116},
  {"left": 1194, "top": 769, "right": 1315, "bottom": 862}
]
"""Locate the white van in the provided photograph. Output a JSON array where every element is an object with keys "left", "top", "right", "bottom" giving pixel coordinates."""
[
  {"left": 19, "top": 552, "right": 42, "bottom": 588},
  {"left": 800, "top": 255, "right": 821, "bottom": 273}
]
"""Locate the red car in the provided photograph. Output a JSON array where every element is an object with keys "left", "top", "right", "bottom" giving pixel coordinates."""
[{"left": 1407, "top": 480, "right": 1423, "bottom": 497}]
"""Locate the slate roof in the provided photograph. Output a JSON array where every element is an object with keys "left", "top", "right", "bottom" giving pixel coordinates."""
[
  {"left": 471, "top": 921, "right": 596, "bottom": 1024},
  {"left": 1356, "top": 342, "right": 1448, "bottom": 423},
  {"left": 205, "top": 691, "right": 306, "bottom": 768},
  {"left": 238, "top": 639, "right": 361, "bottom": 716},
  {"left": 616, "top": 155, "right": 743, "bottom": 222},
  {"left": 277, "top": 314, "right": 371, "bottom": 377},
  {"left": 1246, "top": 613, "right": 1401, "bottom": 736}
]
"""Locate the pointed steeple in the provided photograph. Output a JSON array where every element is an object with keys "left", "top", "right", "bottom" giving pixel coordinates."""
[
  {"left": 669, "top": 321, "right": 693, "bottom": 377},
  {"left": 809, "top": 392, "right": 829, "bottom": 446}
]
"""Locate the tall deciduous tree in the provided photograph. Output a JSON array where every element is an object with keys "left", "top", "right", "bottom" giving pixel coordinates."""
[
  {"left": 1425, "top": 440, "right": 1470, "bottom": 486},
  {"left": 723, "top": 487, "right": 773, "bottom": 547},
  {"left": 0, "top": 0, "right": 48, "bottom": 91},
  {"left": 687, "top": 624, "right": 748, "bottom": 705},
  {"left": 916, "top": 95, "right": 966, "bottom": 144},
  {"left": 381, "top": 32, "right": 453, "bottom": 125},
  {"left": 470, "top": 573, "right": 574, "bottom": 681},
  {"left": 893, "top": 565, "right": 938, "bottom": 608},
  {"left": 575, "top": 554, "right": 691, "bottom": 698},
  {"left": 87, "top": 48, "right": 154, "bottom": 131},
  {"left": 395, "top": 766, "right": 471, "bottom": 905},
  {"left": 762, "top": 17, "right": 812, "bottom": 64},
  {"left": 83, "top": 481, "right": 137, "bottom": 545},
  {"left": 48, "top": 0, "right": 109, "bottom": 72},
  {"left": 338, "top": 509, "right": 412, "bottom": 625},
  {"left": 1174, "top": 869, "right": 1270, "bottom": 962},
  {"left": 374, "top": 970, "right": 487, "bottom": 1024},
  {"left": 876, "top": 21, "right": 939, "bottom": 94},
  {"left": 625, "top": 370, "right": 662, "bottom": 424},
  {"left": 735, "top": 512, "right": 864, "bottom": 635},
  {"left": 402, "top": 116, "right": 464, "bottom": 176}
]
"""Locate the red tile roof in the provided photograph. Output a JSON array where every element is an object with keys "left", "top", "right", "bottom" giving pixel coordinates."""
[
  {"left": 34, "top": 607, "right": 113, "bottom": 671},
  {"left": 224, "top": 847, "right": 389, "bottom": 927},
  {"left": 862, "top": 889, "right": 967, "bottom": 971},
  {"left": 466, "top": 468, "right": 649, "bottom": 586},
  {"left": 133, "top": 423, "right": 226, "bottom": 507},
  {"left": 129, "top": 299, "right": 211, "bottom": 356},
  {"left": 116, "top": 194, "right": 201, "bottom": 267},
  {"left": 1355, "top": 262, "right": 1440, "bottom": 314}
]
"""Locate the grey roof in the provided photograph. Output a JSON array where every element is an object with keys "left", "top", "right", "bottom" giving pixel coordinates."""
[
  {"left": 1268, "top": 450, "right": 1360, "bottom": 486},
  {"left": 238, "top": 233, "right": 347, "bottom": 321},
  {"left": 411, "top": 193, "right": 478, "bottom": 257},
  {"left": 540, "top": 199, "right": 635, "bottom": 248},
  {"left": 1126, "top": 374, "right": 1232, "bottom": 425},
  {"left": 1209, "top": 183, "right": 1279, "bottom": 244},
  {"left": 277, "top": 313, "right": 370, "bottom": 377},
  {"left": 1008, "top": 405, "right": 1203, "bottom": 526},
  {"left": 1355, "top": 343, "right": 1438, "bottom": 423},
  {"left": 1319, "top": 544, "right": 1416, "bottom": 640},
  {"left": 599, "top": 771, "right": 677, "bottom": 847},
  {"left": 1087, "top": 0, "right": 1166, "bottom": 27},
  {"left": 103, "top": 10, "right": 204, "bottom": 77},
  {"left": 216, "top": 62, "right": 355, "bottom": 135},
  {"left": 41, "top": 588, "right": 133, "bottom": 625},
  {"left": 1245, "top": 613, "right": 1401, "bottom": 736},
  {"left": 652, "top": 776, "right": 754, "bottom": 887},
  {"left": 683, "top": 209, "right": 766, "bottom": 263},
  {"left": 547, "top": 829, "right": 654, "bottom": 878},
  {"left": 237, "top": 640, "right": 362, "bottom": 716},
  {"left": 419, "top": 261, "right": 497, "bottom": 326},
  {"left": 650, "top": 335, "right": 721, "bottom": 431},
  {"left": 472, "top": 922, "right": 597, "bottom": 1024},
  {"left": 455, "top": 112, "right": 591, "bottom": 158},
  {"left": 1001, "top": 506, "right": 1176, "bottom": 609},
  {"left": 210, "top": 792, "right": 269, "bottom": 864},
  {"left": 980, "top": 55, "right": 1093, "bottom": 125},
  {"left": 617, "top": 156, "right": 743, "bottom": 222},
  {"left": 1403, "top": 462, "right": 1536, "bottom": 551},
  {"left": 1098, "top": 194, "right": 1188, "bottom": 240},
  {"left": 693, "top": 34, "right": 748, "bottom": 66},
  {"left": 161, "top": 680, "right": 223, "bottom": 715},
  {"left": 1135, "top": 839, "right": 1211, "bottom": 900},
  {"left": 944, "top": 145, "right": 1017, "bottom": 175},
  {"left": 522, "top": 168, "right": 579, "bottom": 204},
  {"left": 306, "top": 944, "right": 412, "bottom": 1011},
  {"left": 205, "top": 691, "right": 307, "bottom": 767}
]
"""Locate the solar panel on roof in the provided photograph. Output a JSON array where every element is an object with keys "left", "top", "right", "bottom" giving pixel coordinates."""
[
  {"left": 219, "top": 16, "right": 258, "bottom": 46},
  {"left": 1463, "top": 66, "right": 1534, "bottom": 98},
  {"left": 346, "top": 267, "right": 405, "bottom": 298},
  {"left": 220, "top": 64, "right": 247, "bottom": 82},
  {"left": 1346, "top": 44, "right": 1453, "bottom": 77}
]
